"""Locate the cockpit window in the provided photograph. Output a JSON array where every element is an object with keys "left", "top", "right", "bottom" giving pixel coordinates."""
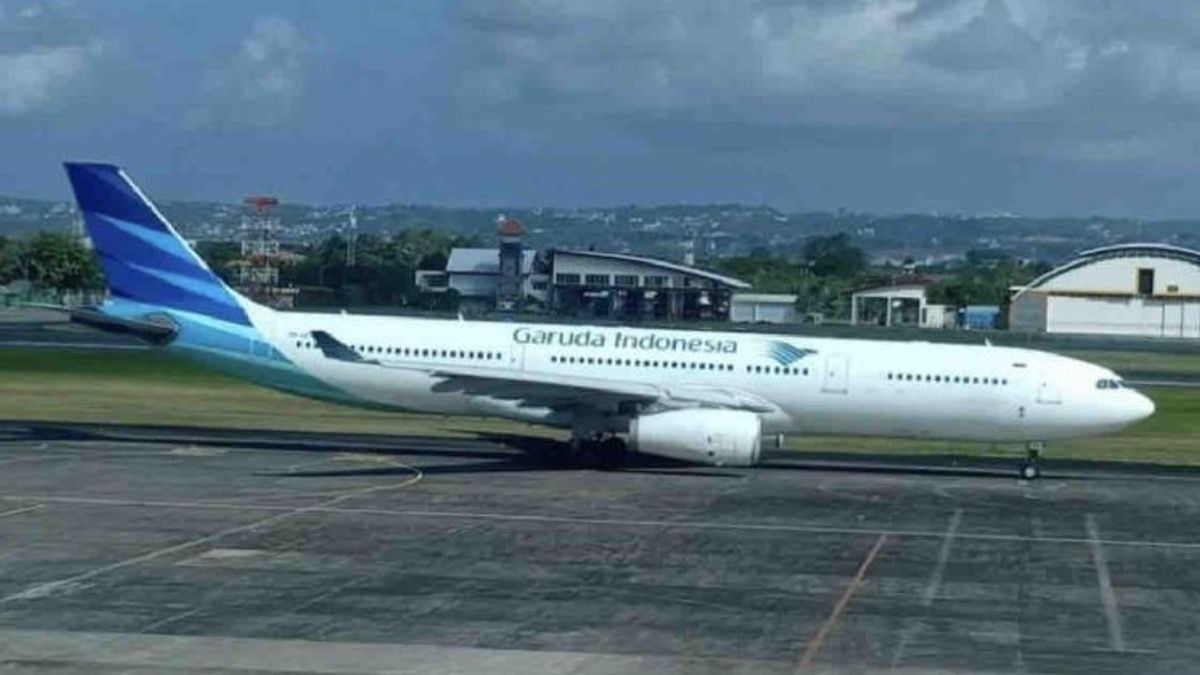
[{"left": 1096, "top": 378, "right": 1123, "bottom": 390}]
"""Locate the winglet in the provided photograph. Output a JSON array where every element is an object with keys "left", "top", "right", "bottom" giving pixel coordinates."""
[{"left": 311, "top": 330, "right": 376, "bottom": 364}]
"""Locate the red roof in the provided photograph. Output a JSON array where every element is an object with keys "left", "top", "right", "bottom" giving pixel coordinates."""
[{"left": 497, "top": 218, "right": 524, "bottom": 236}]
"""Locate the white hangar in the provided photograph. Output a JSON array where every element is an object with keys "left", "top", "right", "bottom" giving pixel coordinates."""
[{"left": 1009, "top": 243, "right": 1200, "bottom": 338}]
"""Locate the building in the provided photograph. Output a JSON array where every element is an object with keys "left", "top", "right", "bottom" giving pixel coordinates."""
[
  {"left": 416, "top": 247, "right": 544, "bottom": 313},
  {"left": 496, "top": 216, "right": 525, "bottom": 311},
  {"left": 419, "top": 243, "right": 751, "bottom": 321},
  {"left": 730, "top": 294, "right": 798, "bottom": 324},
  {"left": 548, "top": 249, "right": 750, "bottom": 320},
  {"left": 961, "top": 305, "right": 1001, "bottom": 330},
  {"left": 1009, "top": 243, "right": 1200, "bottom": 338},
  {"left": 851, "top": 283, "right": 953, "bottom": 329}
]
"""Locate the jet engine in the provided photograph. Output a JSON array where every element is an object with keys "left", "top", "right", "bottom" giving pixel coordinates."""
[{"left": 629, "top": 409, "right": 762, "bottom": 467}]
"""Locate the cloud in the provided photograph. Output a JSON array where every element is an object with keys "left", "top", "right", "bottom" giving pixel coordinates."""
[
  {"left": 0, "top": 45, "right": 85, "bottom": 114},
  {"left": 0, "top": 2, "right": 101, "bottom": 115},
  {"left": 457, "top": 0, "right": 1200, "bottom": 164},
  {"left": 189, "top": 15, "right": 308, "bottom": 128}
]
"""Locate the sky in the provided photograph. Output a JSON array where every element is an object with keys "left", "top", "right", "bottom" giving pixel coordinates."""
[{"left": 3, "top": 0, "right": 1200, "bottom": 217}]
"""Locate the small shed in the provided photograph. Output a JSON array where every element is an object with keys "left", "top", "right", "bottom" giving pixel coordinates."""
[
  {"left": 850, "top": 283, "right": 934, "bottom": 328},
  {"left": 730, "top": 294, "right": 798, "bottom": 324}
]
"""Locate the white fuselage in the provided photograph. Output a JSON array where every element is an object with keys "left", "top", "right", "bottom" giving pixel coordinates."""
[{"left": 244, "top": 308, "right": 1154, "bottom": 444}]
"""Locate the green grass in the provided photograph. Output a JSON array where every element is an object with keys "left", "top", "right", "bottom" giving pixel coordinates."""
[
  {"left": 1058, "top": 349, "right": 1200, "bottom": 377},
  {"left": 1, "top": 347, "right": 1198, "bottom": 465},
  {"left": 0, "top": 348, "right": 561, "bottom": 440}
]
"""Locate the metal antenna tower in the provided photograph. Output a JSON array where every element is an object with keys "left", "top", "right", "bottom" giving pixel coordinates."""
[{"left": 345, "top": 206, "right": 358, "bottom": 267}]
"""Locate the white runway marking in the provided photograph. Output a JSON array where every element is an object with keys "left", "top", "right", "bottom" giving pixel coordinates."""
[
  {"left": 890, "top": 509, "right": 963, "bottom": 668},
  {"left": 2, "top": 493, "right": 1200, "bottom": 552},
  {"left": 0, "top": 504, "right": 43, "bottom": 520},
  {"left": 1086, "top": 513, "right": 1127, "bottom": 652}
]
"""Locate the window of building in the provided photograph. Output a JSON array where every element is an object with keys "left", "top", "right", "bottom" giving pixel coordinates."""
[
  {"left": 614, "top": 274, "right": 638, "bottom": 287},
  {"left": 1137, "top": 268, "right": 1155, "bottom": 295},
  {"left": 556, "top": 273, "right": 581, "bottom": 285},
  {"left": 585, "top": 274, "right": 610, "bottom": 286},
  {"left": 644, "top": 275, "right": 668, "bottom": 288},
  {"left": 531, "top": 280, "right": 548, "bottom": 291}
]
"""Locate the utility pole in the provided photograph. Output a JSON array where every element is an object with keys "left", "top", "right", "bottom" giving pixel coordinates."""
[{"left": 345, "top": 206, "right": 358, "bottom": 267}]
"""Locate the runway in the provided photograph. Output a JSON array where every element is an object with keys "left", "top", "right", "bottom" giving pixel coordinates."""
[{"left": 1, "top": 423, "right": 1199, "bottom": 673}]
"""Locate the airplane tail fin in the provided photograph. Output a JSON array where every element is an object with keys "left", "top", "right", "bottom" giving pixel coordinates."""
[{"left": 62, "top": 162, "right": 256, "bottom": 327}]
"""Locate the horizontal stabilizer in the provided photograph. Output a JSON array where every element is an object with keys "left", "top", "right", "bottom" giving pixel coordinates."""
[
  {"left": 311, "top": 330, "right": 376, "bottom": 364},
  {"left": 69, "top": 307, "right": 178, "bottom": 345}
]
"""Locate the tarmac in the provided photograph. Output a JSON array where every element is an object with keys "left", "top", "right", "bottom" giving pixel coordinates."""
[{"left": 2, "top": 422, "right": 1200, "bottom": 673}]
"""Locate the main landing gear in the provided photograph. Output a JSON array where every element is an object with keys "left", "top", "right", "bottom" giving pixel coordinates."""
[
  {"left": 1020, "top": 441, "right": 1044, "bottom": 480},
  {"left": 566, "top": 433, "right": 629, "bottom": 469}
]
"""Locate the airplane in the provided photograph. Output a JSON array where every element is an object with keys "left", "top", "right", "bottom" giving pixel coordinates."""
[{"left": 60, "top": 162, "right": 1155, "bottom": 480}]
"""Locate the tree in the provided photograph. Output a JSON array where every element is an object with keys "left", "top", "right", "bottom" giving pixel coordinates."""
[
  {"left": 803, "top": 233, "right": 865, "bottom": 277},
  {"left": 25, "top": 232, "right": 103, "bottom": 290},
  {"left": 0, "top": 236, "right": 26, "bottom": 285},
  {"left": 193, "top": 241, "right": 243, "bottom": 284},
  {"left": 275, "top": 228, "right": 480, "bottom": 308}
]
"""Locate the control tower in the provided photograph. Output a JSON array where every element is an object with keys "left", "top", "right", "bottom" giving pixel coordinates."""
[{"left": 496, "top": 215, "right": 524, "bottom": 312}]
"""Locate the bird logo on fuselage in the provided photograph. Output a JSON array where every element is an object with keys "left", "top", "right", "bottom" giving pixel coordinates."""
[{"left": 767, "top": 341, "right": 817, "bottom": 366}]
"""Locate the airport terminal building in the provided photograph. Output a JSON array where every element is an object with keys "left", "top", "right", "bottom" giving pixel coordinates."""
[
  {"left": 416, "top": 218, "right": 751, "bottom": 321},
  {"left": 548, "top": 249, "right": 749, "bottom": 321},
  {"left": 1009, "top": 243, "right": 1200, "bottom": 338}
]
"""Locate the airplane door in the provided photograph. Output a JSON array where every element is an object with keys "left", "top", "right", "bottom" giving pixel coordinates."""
[
  {"left": 820, "top": 355, "right": 850, "bottom": 394},
  {"left": 1036, "top": 379, "right": 1061, "bottom": 404}
]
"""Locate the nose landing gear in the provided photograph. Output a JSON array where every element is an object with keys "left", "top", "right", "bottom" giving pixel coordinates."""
[{"left": 1020, "top": 441, "right": 1044, "bottom": 480}]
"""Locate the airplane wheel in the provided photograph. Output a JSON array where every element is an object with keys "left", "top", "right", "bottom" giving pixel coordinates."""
[
  {"left": 1020, "top": 461, "right": 1040, "bottom": 480},
  {"left": 595, "top": 436, "right": 628, "bottom": 469}
]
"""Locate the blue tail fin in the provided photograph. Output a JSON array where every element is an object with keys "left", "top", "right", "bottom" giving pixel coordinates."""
[{"left": 63, "top": 162, "right": 252, "bottom": 327}]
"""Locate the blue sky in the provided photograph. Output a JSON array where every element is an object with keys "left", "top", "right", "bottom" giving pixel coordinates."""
[{"left": 3, "top": 0, "right": 1200, "bottom": 216}]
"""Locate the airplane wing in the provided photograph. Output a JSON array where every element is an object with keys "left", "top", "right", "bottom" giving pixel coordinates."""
[{"left": 309, "top": 330, "right": 776, "bottom": 413}]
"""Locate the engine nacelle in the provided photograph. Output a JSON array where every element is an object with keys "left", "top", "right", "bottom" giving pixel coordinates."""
[{"left": 629, "top": 409, "right": 762, "bottom": 467}]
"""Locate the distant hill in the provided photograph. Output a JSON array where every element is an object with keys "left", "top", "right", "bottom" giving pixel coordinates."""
[{"left": 1, "top": 195, "right": 1196, "bottom": 265}]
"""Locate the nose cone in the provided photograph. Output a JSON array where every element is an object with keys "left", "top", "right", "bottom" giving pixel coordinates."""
[
  {"left": 1110, "top": 390, "right": 1156, "bottom": 427},
  {"left": 1131, "top": 391, "right": 1156, "bottom": 422}
]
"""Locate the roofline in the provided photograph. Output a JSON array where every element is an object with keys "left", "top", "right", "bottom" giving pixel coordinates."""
[
  {"left": 731, "top": 294, "right": 799, "bottom": 303},
  {"left": 1076, "top": 242, "right": 1200, "bottom": 260},
  {"left": 553, "top": 249, "right": 752, "bottom": 289},
  {"left": 445, "top": 247, "right": 538, "bottom": 274},
  {"left": 851, "top": 283, "right": 933, "bottom": 295},
  {"left": 1013, "top": 242, "right": 1200, "bottom": 303}
]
